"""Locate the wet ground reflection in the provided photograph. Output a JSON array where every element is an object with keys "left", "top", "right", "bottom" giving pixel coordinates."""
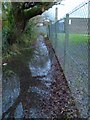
[{"left": 2, "top": 35, "right": 52, "bottom": 119}]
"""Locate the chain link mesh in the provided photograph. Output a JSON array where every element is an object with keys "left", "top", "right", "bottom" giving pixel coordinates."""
[{"left": 48, "top": 1, "right": 89, "bottom": 118}]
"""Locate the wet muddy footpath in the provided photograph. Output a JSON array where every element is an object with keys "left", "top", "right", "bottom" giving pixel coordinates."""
[{"left": 2, "top": 35, "right": 80, "bottom": 119}]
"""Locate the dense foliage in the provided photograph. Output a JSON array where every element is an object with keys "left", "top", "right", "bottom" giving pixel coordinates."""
[
  {"left": 2, "top": 3, "right": 13, "bottom": 51},
  {"left": 2, "top": 1, "right": 59, "bottom": 60},
  {"left": 2, "top": 2, "right": 39, "bottom": 59}
]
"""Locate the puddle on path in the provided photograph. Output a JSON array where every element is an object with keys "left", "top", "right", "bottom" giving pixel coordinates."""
[
  {"left": 30, "top": 35, "right": 51, "bottom": 76},
  {"left": 2, "top": 35, "right": 52, "bottom": 119}
]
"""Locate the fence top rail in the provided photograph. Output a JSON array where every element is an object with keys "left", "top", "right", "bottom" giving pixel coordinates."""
[
  {"left": 56, "top": 18, "right": 65, "bottom": 23},
  {"left": 54, "top": 0, "right": 90, "bottom": 25},
  {"left": 50, "top": 18, "right": 65, "bottom": 25},
  {"left": 69, "top": 1, "right": 89, "bottom": 16},
  {"left": 50, "top": 1, "right": 89, "bottom": 27}
]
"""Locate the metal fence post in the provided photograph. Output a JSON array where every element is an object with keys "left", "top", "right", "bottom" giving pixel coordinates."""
[
  {"left": 88, "top": 1, "right": 90, "bottom": 119},
  {"left": 48, "top": 25, "right": 50, "bottom": 38},
  {"left": 64, "top": 14, "right": 69, "bottom": 71},
  {"left": 55, "top": 22, "right": 57, "bottom": 49}
]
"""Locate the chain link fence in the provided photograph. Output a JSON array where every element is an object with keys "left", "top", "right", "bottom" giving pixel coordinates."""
[{"left": 48, "top": 1, "right": 89, "bottom": 118}]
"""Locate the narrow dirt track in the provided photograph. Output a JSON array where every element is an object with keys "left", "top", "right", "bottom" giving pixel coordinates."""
[
  {"left": 2, "top": 35, "right": 80, "bottom": 119},
  {"left": 42, "top": 36, "right": 80, "bottom": 119}
]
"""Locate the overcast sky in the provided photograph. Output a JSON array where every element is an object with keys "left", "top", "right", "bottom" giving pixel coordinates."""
[{"left": 43, "top": 0, "right": 89, "bottom": 21}]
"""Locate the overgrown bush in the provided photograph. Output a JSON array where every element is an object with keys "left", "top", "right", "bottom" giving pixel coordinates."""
[
  {"left": 2, "top": 2, "right": 14, "bottom": 54},
  {"left": 2, "top": 2, "right": 39, "bottom": 61},
  {"left": 2, "top": 27, "right": 9, "bottom": 52},
  {"left": 20, "top": 19, "right": 39, "bottom": 47}
]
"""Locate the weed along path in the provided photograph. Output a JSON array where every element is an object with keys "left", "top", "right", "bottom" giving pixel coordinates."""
[{"left": 2, "top": 35, "right": 80, "bottom": 119}]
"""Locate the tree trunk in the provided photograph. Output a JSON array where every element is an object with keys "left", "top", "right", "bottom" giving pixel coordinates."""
[{"left": 12, "top": 3, "right": 27, "bottom": 33}]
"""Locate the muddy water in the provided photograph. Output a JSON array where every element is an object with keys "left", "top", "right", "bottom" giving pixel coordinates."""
[{"left": 2, "top": 35, "right": 52, "bottom": 119}]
